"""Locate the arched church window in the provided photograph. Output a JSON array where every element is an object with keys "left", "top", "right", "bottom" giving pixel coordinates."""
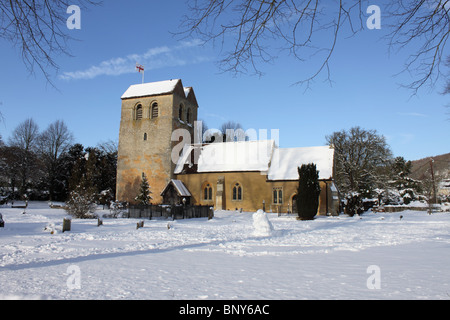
[
  {"left": 203, "top": 183, "right": 212, "bottom": 201},
  {"left": 151, "top": 102, "right": 158, "bottom": 118},
  {"left": 232, "top": 183, "right": 242, "bottom": 201},
  {"left": 273, "top": 187, "right": 283, "bottom": 204},
  {"left": 143, "top": 133, "right": 147, "bottom": 141},
  {"left": 135, "top": 104, "right": 143, "bottom": 120}
]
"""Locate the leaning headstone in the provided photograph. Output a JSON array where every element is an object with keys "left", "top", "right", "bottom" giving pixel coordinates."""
[
  {"left": 136, "top": 220, "right": 144, "bottom": 229},
  {"left": 208, "top": 207, "right": 214, "bottom": 220},
  {"left": 0, "top": 213, "right": 4, "bottom": 228},
  {"left": 62, "top": 218, "right": 71, "bottom": 233}
]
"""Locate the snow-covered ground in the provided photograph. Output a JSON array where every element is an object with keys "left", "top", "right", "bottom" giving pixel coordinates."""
[{"left": 0, "top": 202, "right": 449, "bottom": 300}]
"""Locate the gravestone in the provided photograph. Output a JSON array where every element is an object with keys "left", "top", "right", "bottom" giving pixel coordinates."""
[
  {"left": 136, "top": 220, "right": 144, "bottom": 229},
  {"left": 62, "top": 218, "right": 71, "bottom": 232}
]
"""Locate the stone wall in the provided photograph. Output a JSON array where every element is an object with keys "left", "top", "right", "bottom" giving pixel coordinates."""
[{"left": 175, "top": 171, "right": 337, "bottom": 215}]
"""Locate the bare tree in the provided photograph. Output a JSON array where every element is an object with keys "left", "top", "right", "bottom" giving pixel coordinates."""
[
  {"left": 9, "top": 118, "right": 39, "bottom": 151},
  {"left": 195, "top": 118, "right": 214, "bottom": 143},
  {"left": 0, "top": 0, "right": 100, "bottom": 85},
  {"left": 38, "top": 120, "right": 74, "bottom": 200},
  {"left": 326, "top": 126, "right": 393, "bottom": 196},
  {"left": 8, "top": 118, "right": 40, "bottom": 194},
  {"left": 180, "top": 0, "right": 450, "bottom": 92},
  {"left": 97, "top": 139, "right": 118, "bottom": 155},
  {"left": 220, "top": 120, "right": 246, "bottom": 141},
  {"left": 39, "top": 120, "right": 73, "bottom": 161},
  {"left": 0, "top": 145, "right": 23, "bottom": 198}
]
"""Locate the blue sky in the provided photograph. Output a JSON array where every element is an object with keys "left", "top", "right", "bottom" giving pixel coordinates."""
[{"left": 0, "top": 0, "right": 448, "bottom": 161}]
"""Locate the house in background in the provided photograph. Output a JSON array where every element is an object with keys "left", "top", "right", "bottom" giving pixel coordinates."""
[
  {"left": 439, "top": 178, "right": 450, "bottom": 196},
  {"left": 116, "top": 79, "right": 339, "bottom": 215}
]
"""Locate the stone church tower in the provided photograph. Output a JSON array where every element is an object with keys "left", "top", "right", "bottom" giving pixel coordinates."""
[{"left": 116, "top": 79, "right": 198, "bottom": 203}]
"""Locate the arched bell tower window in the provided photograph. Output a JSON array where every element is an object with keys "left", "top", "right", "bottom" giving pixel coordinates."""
[
  {"left": 151, "top": 102, "right": 158, "bottom": 119},
  {"left": 135, "top": 104, "right": 143, "bottom": 120},
  {"left": 186, "top": 108, "right": 191, "bottom": 124},
  {"left": 178, "top": 104, "right": 183, "bottom": 121}
]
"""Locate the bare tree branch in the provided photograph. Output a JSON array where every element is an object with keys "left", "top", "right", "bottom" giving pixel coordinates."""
[
  {"left": 179, "top": 0, "right": 450, "bottom": 93},
  {"left": 385, "top": 0, "right": 450, "bottom": 94},
  {"left": 0, "top": 0, "right": 101, "bottom": 87},
  {"left": 178, "top": 0, "right": 365, "bottom": 85},
  {"left": 443, "top": 55, "right": 450, "bottom": 94}
]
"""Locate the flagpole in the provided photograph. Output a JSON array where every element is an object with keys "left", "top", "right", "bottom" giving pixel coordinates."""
[{"left": 136, "top": 63, "right": 145, "bottom": 84}]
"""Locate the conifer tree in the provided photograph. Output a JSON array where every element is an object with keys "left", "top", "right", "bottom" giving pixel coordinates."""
[
  {"left": 65, "top": 151, "right": 97, "bottom": 218},
  {"left": 297, "top": 163, "right": 321, "bottom": 220},
  {"left": 135, "top": 172, "right": 152, "bottom": 205},
  {"left": 388, "top": 156, "right": 421, "bottom": 205}
]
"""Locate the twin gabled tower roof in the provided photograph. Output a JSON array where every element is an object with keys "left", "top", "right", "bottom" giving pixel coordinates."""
[{"left": 121, "top": 79, "right": 198, "bottom": 106}]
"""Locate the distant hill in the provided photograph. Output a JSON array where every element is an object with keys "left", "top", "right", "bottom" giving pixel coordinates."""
[{"left": 409, "top": 153, "right": 450, "bottom": 181}]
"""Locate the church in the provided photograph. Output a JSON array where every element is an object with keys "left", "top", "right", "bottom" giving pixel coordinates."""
[{"left": 116, "top": 79, "right": 339, "bottom": 215}]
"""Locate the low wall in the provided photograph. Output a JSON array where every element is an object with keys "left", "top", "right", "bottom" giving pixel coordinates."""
[
  {"left": 128, "top": 204, "right": 213, "bottom": 220},
  {"left": 384, "top": 205, "right": 432, "bottom": 213}
]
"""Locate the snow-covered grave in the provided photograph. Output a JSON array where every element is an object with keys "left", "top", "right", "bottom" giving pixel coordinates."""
[{"left": 0, "top": 201, "right": 449, "bottom": 299}]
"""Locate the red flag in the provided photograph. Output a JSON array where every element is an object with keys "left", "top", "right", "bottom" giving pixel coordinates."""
[{"left": 136, "top": 63, "right": 144, "bottom": 74}]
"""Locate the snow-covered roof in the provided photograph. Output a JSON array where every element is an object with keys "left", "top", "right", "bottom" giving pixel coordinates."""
[
  {"left": 439, "top": 179, "right": 450, "bottom": 189},
  {"left": 121, "top": 79, "right": 181, "bottom": 99},
  {"left": 174, "top": 141, "right": 334, "bottom": 180},
  {"left": 267, "top": 146, "right": 334, "bottom": 181},
  {"left": 160, "top": 179, "right": 191, "bottom": 197},
  {"left": 175, "top": 140, "right": 275, "bottom": 174}
]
